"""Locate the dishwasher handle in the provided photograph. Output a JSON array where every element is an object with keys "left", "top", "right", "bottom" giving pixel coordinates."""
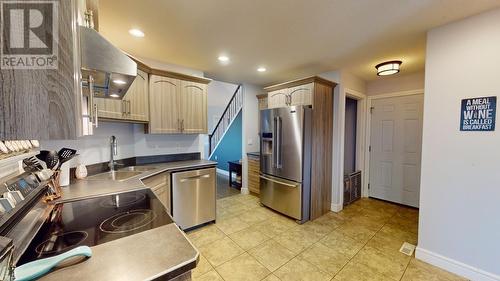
[{"left": 179, "top": 174, "right": 211, "bottom": 182}]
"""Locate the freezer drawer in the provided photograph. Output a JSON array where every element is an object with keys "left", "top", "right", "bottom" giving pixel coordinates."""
[
  {"left": 172, "top": 168, "right": 216, "bottom": 230},
  {"left": 260, "top": 174, "right": 302, "bottom": 220}
]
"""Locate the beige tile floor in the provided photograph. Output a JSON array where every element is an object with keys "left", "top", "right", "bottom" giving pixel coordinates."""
[{"left": 187, "top": 194, "right": 468, "bottom": 281}]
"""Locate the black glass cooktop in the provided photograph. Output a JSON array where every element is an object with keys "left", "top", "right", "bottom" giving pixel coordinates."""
[{"left": 18, "top": 189, "right": 173, "bottom": 265}]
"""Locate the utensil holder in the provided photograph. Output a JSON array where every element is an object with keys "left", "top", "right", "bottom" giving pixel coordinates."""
[{"left": 43, "top": 171, "right": 62, "bottom": 202}]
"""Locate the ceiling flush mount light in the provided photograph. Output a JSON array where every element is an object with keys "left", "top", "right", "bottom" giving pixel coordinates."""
[
  {"left": 110, "top": 93, "right": 120, "bottom": 98},
  {"left": 129, "top": 28, "right": 145, "bottom": 38},
  {"left": 375, "top": 60, "right": 402, "bottom": 76},
  {"left": 113, "top": 79, "right": 126, "bottom": 85},
  {"left": 257, "top": 67, "right": 267, "bottom": 72},
  {"left": 218, "top": 55, "right": 229, "bottom": 63}
]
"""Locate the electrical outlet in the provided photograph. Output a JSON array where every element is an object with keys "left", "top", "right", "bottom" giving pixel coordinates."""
[{"left": 248, "top": 138, "right": 253, "bottom": 145}]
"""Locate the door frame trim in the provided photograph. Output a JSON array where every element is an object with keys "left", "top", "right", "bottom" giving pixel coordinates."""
[
  {"left": 364, "top": 89, "right": 424, "bottom": 200},
  {"left": 332, "top": 88, "right": 367, "bottom": 212}
]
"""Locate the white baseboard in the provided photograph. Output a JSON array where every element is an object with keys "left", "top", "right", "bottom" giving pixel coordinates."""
[
  {"left": 330, "top": 202, "right": 343, "bottom": 213},
  {"left": 416, "top": 247, "right": 500, "bottom": 281},
  {"left": 216, "top": 168, "right": 229, "bottom": 177},
  {"left": 240, "top": 187, "right": 249, "bottom": 195}
]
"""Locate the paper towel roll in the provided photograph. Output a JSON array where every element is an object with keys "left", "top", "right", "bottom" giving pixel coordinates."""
[{"left": 59, "top": 162, "right": 70, "bottom": 187}]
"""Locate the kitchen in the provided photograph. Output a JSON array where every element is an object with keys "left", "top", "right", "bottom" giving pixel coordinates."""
[{"left": 1, "top": 1, "right": 500, "bottom": 281}]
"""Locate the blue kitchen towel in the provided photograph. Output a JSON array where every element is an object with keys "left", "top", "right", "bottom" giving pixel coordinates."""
[{"left": 15, "top": 246, "right": 92, "bottom": 281}]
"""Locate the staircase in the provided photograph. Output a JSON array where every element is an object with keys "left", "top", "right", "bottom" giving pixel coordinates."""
[{"left": 209, "top": 85, "right": 243, "bottom": 158}]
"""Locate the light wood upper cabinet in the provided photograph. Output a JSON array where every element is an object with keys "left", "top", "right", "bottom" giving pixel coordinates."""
[
  {"left": 266, "top": 83, "right": 313, "bottom": 108},
  {"left": 267, "top": 89, "right": 289, "bottom": 109},
  {"left": 180, "top": 81, "right": 208, "bottom": 134},
  {"left": 95, "top": 69, "right": 149, "bottom": 122},
  {"left": 124, "top": 69, "right": 149, "bottom": 122},
  {"left": 288, "top": 83, "right": 313, "bottom": 106},
  {"left": 147, "top": 72, "right": 209, "bottom": 134},
  {"left": 148, "top": 75, "right": 181, "bottom": 134},
  {"left": 257, "top": 94, "right": 268, "bottom": 110},
  {"left": 95, "top": 98, "right": 124, "bottom": 120}
]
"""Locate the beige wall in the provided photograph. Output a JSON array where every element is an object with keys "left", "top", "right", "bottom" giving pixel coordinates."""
[
  {"left": 366, "top": 71, "right": 425, "bottom": 96},
  {"left": 417, "top": 7, "right": 500, "bottom": 280}
]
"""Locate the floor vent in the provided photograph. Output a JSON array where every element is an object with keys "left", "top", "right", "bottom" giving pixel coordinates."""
[{"left": 399, "top": 242, "right": 416, "bottom": 256}]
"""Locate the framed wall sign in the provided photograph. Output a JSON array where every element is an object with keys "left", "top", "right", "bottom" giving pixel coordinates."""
[{"left": 460, "top": 96, "right": 497, "bottom": 131}]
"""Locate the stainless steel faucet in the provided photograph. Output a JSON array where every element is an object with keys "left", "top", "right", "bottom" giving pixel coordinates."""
[{"left": 109, "top": 136, "right": 118, "bottom": 171}]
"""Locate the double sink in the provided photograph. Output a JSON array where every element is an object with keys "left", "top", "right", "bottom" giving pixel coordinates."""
[{"left": 86, "top": 166, "right": 157, "bottom": 181}]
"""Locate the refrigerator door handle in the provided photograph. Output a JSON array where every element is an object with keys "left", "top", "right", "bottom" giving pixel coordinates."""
[
  {"left": 277, "top": 116, "right": 282, "bottom": 168},
  {"left": 260, "top": 175, "right": 298, "bottom": 187},
  {"left": 273, "top": 116, "right": 277, "bottom": 168}
]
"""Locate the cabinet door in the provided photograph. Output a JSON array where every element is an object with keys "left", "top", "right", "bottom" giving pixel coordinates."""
[
  {"left": 123, "top": 69, "right": 149, "bottom": 122},
  {"left": 267, "top": 89, "right": 289, "bottom": 108},
  {"left": 247, "top": 157, "right": 261, "bottom": 194},
  {"left": 258, "top": 96, "right": 268, "bottom": 110},
  {"left": 95, "top": 97, "right": 124, "bottom": 120},
  {"left": 289, "top": 83, "right": 313, "bottom": 106},
  {"left": 148, "top": 75, "right": 181, "bottom": 134},
  {"left": 180, "top": 81, "right": 208, "bottom": 134}
]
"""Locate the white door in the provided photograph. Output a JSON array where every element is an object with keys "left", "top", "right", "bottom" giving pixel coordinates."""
[{"left": 369, "top": 94, "right": 423, "bottom": 207}]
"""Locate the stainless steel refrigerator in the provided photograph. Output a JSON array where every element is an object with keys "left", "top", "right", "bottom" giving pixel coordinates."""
[{"left": 260, "top": 106, "right": 312, "bottom": 223}]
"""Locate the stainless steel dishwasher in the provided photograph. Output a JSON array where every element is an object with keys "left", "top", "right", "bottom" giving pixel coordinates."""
[{"left": 172, "top": 167, "right": 216, "bottom": 230}]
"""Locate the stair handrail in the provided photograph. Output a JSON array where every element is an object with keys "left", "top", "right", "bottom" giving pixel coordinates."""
[{"left": 209, "top": 85, "right": 243, "bottom": 155}]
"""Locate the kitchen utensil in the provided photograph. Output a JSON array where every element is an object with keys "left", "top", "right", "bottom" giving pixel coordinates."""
[
  {"left": 36, "top": 151, "right": 59, "bottom": 170},
  {"left": 14, "top": 246, "right": 92, "bottom": 281},
  {"left": 22, "top": 157, "right": 44, "bottom": 172},
  {"left": 56, "top": 148, "right": 77, "bottom": 170}
]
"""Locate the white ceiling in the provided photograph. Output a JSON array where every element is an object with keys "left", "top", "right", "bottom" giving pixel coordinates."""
[{"left": 99, "top": 0, "right": 500, "bottom": 86}]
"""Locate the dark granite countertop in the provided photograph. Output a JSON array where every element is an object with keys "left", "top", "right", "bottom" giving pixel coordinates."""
[
  {"left": 57, "top": 159, "right": 217, "bottom": 203},
  {"left": 38, "top": 224, "right": 198, "bottom": 281},
  {"left": 38, "top": 159, "right": 217, "bottom": 281}
]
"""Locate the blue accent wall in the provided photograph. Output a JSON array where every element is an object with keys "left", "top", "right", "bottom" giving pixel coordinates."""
[{"left": 209, "top": 111, "right": 242, "bottom": 171}]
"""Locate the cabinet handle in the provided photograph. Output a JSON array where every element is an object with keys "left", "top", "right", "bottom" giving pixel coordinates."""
[
  {"left": 88, "top": 75, "right": 97, "bottom": 127},
  {"left": 93, "top": 103, "right": 98, "bottom": 128},
  {"left": 181, "top": 119, "right": 184, "bottom": 131},
  {"left": 127, "top": 100, "right": 131, "bottom": 114},
  {"left": 122, "top": 100, "right": 126, "bottom": 115}
]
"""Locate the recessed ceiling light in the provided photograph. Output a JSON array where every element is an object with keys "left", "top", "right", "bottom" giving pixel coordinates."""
[
  {"left": 257, "top": 67, "right": 267, "bottom": 72},
  {"left": 113, "top": 79, "right": 126, "bottom": 85},
  {"left": 375, "top": 60, "right": 402, "bottom": 76},
  {"left": 218, "top": 55, "right": 229, "bottom": 63},
  {"left": 129, "top": 29, "right": 145, "bottom": 37},
  {"left": 110, "top": 93, "right": 120, "bottom": 98}
]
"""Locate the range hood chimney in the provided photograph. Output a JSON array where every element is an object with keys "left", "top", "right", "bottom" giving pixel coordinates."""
[{"left": 80, "top": 26, "right": 137, "bottom": 99}]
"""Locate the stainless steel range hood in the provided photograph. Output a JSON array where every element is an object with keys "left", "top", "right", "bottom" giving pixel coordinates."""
[{"left": 80, "top": 26, "right": 137, "bottom": 99}]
